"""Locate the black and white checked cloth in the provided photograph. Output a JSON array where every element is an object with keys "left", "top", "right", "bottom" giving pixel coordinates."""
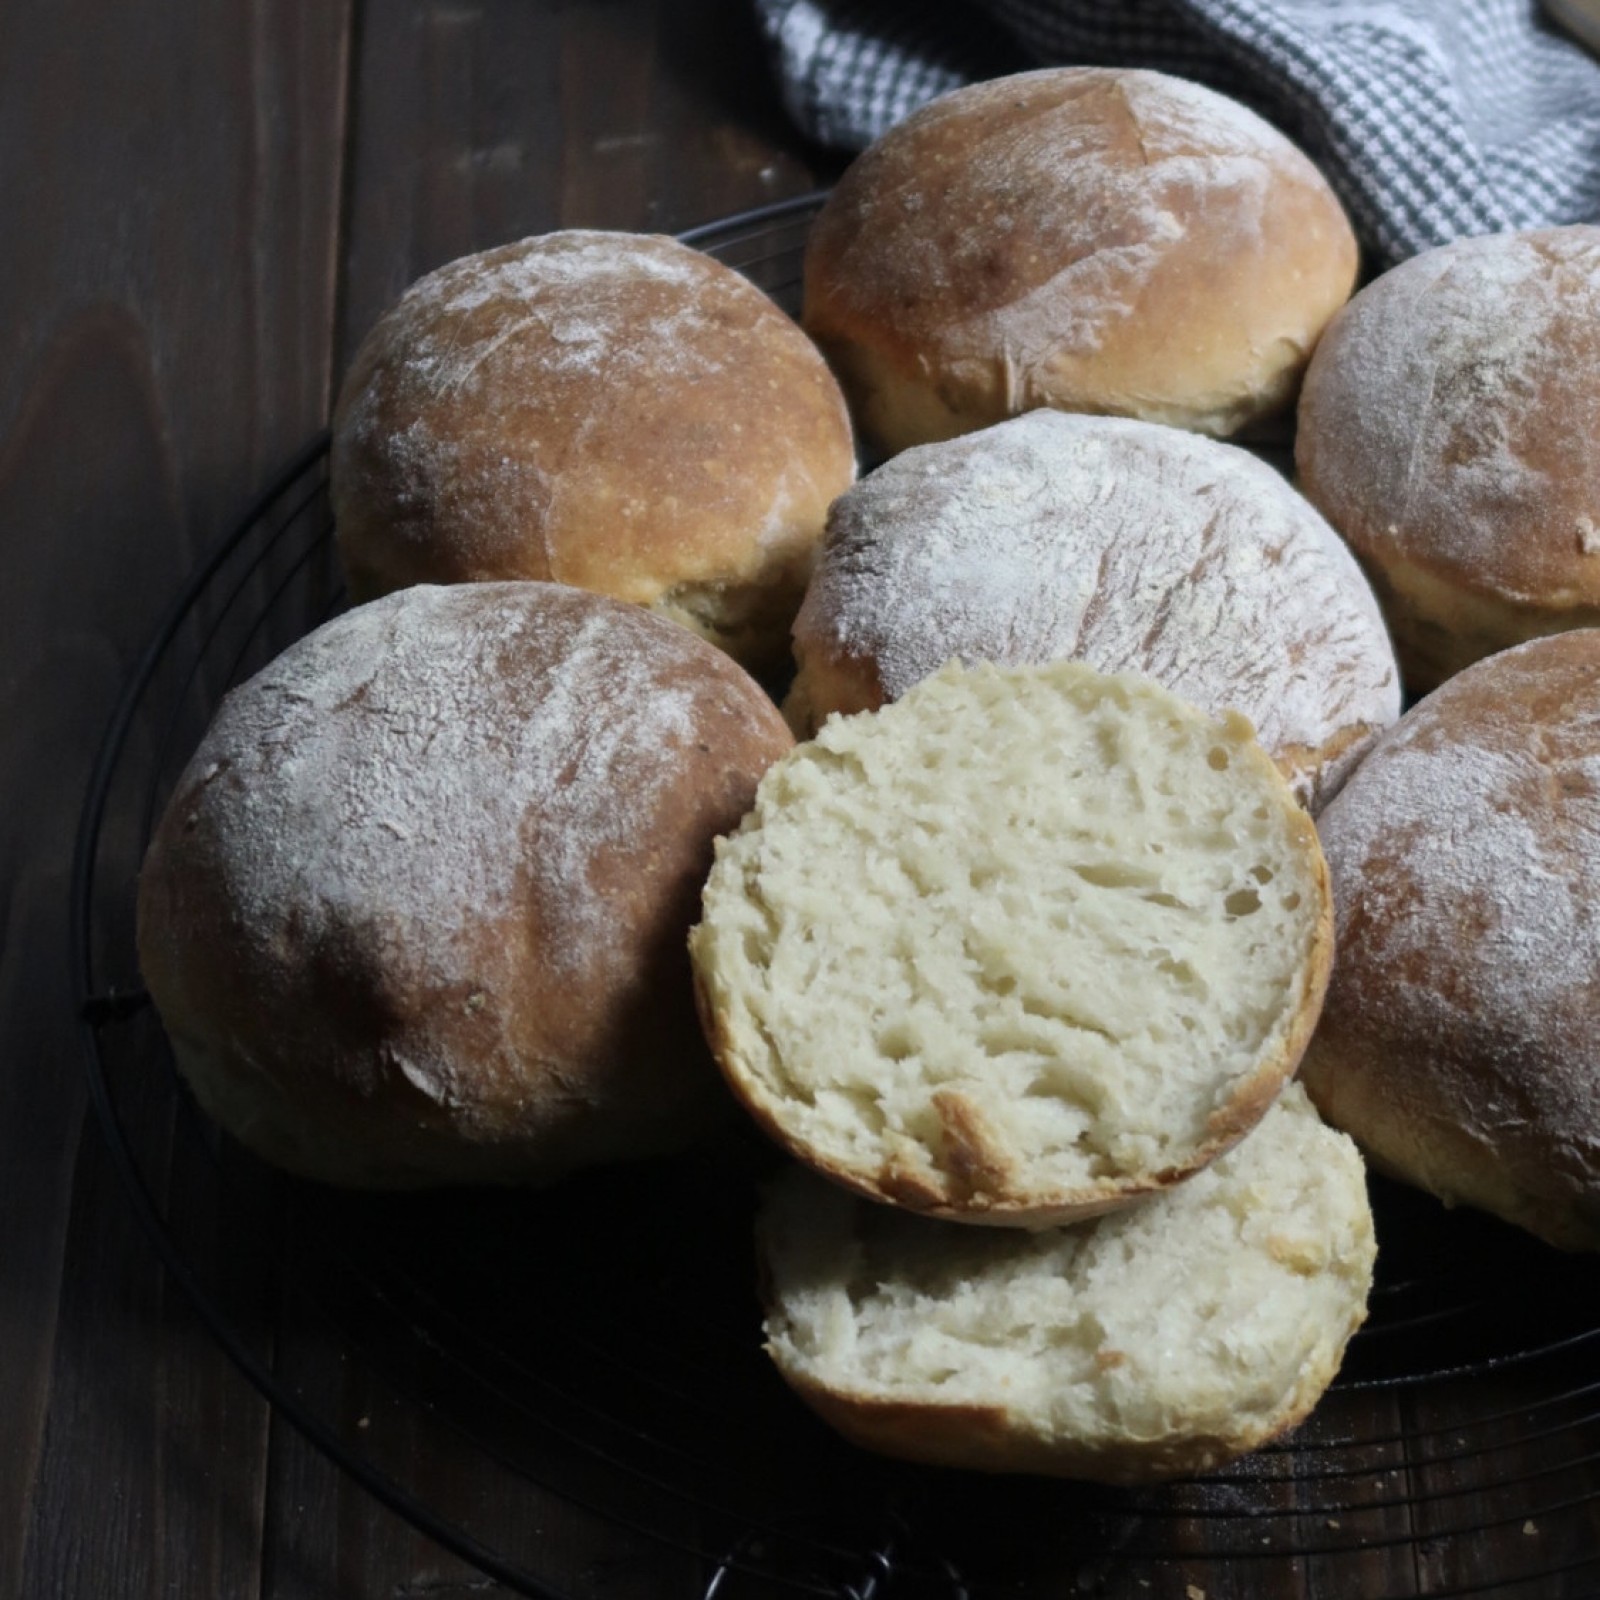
[{"left": 755, "top": 0, "right": 1600, "bottom": 266}]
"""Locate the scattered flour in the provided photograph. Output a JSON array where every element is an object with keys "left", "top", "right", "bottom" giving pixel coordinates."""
[{"left": 1318, "top": 637, "right": 1600, "bottom": 1071}]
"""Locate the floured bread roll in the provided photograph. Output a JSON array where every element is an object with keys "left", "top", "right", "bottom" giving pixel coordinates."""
[
  {"left": 759, "top": 1084, "right": 1375, "bottom": 1483},
  {"left": 789, "top": 412, "right": 1400, "bottom": 811},
  {"left": 1297, "top": 227, "right": 1600, "bottom": 692},
  {"left": 804, "top": 67, "right": 1358, "bottom": 456},
  {"left": 1301, "top": 631, "right": 1600, "bottom": 1250},
  {"left": 138, "top": 583, "right": 793, "bottom": 1188},
  {"left": 332, "top": 230, "right": 856, "bottom": 670},
  {"left": 691, "top": 660, "right": 1332, "bottom": 1225}
]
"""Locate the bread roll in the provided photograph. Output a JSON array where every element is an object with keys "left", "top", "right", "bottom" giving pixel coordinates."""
[
  {"left": 789, "top": 412, "right": 1400, "bottom": 811},
  {"left": 803, "top": 67, "right": 1358, "bottom": 456},
  {"left": 332, "top": 231, "right": 856, "bottom": 670},
  {"left": 1297, "top": 227, "right": 1600, "bottom": 692},
  {"left": 759, "top": 1084, "right": 1375, "bottom": 1483},
  {"left": 1300, "top": 631, "right": 1600, "bottom": 1250},
  {"left": 691, "top": 659, "right": 1333, "bottom": 1226},
  {"left": 137, "top": 583, "right": 793, "bottom": 1188}
]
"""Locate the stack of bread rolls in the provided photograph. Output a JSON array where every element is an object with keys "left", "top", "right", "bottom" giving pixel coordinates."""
[
  {"left": 1289, "top": 229, "right": 1600, "bottom": 1251},
  {"left": 693, "top": 659, "right": 1374, "bottom": 1481},
  {"left": 141, "top": 227, "right": 856, "bottom": 1187},
  {"left": 138, "top": 59, "right": 1598, "bottom": 1500},
  {"left": 787, "top": 69, "right": 1600, "bottom": 1281}
]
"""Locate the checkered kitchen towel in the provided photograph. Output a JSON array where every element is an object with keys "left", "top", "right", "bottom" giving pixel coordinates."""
[{"left": 754, "top": 0, "right": 1600, "bottom": 266}]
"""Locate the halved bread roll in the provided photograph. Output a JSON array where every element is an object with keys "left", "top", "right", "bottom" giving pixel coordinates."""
[
  {"left": 757, "top": 1083, "right": 1375, "bottom": 1484},
  {"left": 690, "top": 660, "right": 1332, "bottom": 1225}
]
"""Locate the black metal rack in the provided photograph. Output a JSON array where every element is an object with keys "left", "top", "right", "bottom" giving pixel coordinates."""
[{"left": 70, "top": 194, "right": 1600, "bottom": 1599}]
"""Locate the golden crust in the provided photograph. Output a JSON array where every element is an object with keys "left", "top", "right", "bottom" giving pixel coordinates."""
[
  {"left": 803, "top": 68, "right": 1357, "bottom": 455},
  {"left": 770, "top": 1361, "right": 1350, "bottom": 1484},
  {"left": 332, "top": 230, "right": 856, "bottom": 671},
  {"left": 139, "top": 584, "right": 794, "bottom": 1188},
  {"left": 1296, "top": 228, "right": 1600, "bottom": 692},
  {"left": 1300, "top": 631, "right": 1600, "bottom": 1249},
  {"left": 783, "top": 414, "right": 1399, "bottom": 811}
]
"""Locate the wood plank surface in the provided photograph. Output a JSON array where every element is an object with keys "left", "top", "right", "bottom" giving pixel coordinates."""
[
  {"left": 0, "top": 1, "right": 834, "bottom": 1596},
  {"left": 0, "top": 2, "right": 350, "bottom": 1596},
  {"left": 337, "top": 0, "right": 835, "bottom": 375}
]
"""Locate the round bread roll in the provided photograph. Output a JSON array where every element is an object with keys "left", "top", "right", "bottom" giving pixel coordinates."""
[
  {"left": 1297, "top": 227, "right": 1600, "bottom": 693},
  {"left": 1300, "top": 631, "right": 1600, "bottom": 1250},
  {"left": 803, "top": 67, "right": 1359, "bottom": 457},
  {"left": 331, "top": 230, "right": 856, "bottom": 670},
  {"left": 759, "top": 1083, "right": 1375, "bottom": 1484},
  {"left": 691, "top": 659, "right": 1333, "bottom": 1226},
  {"left": 788, "top": 412, "right": 1400, "bottom": 812},
  {"left": 137, "top": 583, "right": 793, "bottom": 1188}
]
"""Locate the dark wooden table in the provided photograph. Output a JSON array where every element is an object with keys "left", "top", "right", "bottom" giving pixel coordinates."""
[{"left": 1, "top": 5, "right": 839, "bottom": 1594}]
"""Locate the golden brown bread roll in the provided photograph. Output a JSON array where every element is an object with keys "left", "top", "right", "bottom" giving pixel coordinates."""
[
  {"left": 1297, "top": 227, "right": 1600, "bottom": 692},
  {"left": 332, "top": 230, "right": 856, "bottom": 670},
  {"left": 1300, "top": 631, "right": 1600, "bottom": 1250},
  {"left": 787, "top": 411, "right": 1401, "bottom": 811},
  {"left": 803, "top": 67, "right": 1359, "bottom": 456},
  {"left": 137, "top": 582, "right": 793, "bottom": 1188}
]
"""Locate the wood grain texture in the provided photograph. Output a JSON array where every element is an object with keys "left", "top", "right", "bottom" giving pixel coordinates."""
[
  {"left": 0, "top": 1, "right": 835, "bottom": 1596},
  {"left": 336, "top": 0, "right": 840, "bottom": 376},
  {"left": 0, "top": 0, "right": 349, "bottom": 1594}
]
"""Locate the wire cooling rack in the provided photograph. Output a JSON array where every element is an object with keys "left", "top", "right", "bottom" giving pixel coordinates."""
[{"left": 71, "top": 193, "right": 1600, "bottom": 1598}]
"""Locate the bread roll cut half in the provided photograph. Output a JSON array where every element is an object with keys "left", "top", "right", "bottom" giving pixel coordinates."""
[
  {"left": 691, "top": 660, "right": 1333, "bottom": 1224},
  {"left": 759, "top": 1084, "right": 1375, "bottom": 1483}
]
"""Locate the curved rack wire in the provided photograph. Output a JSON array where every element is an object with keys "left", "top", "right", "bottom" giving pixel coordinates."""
[{"left": 71, "top": 193, "right": 1600, "bottom": 1599}]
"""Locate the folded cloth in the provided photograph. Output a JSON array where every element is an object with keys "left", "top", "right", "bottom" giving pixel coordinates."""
[{"left": 755, "top": 0, "right": 1600, "bottom": 265}]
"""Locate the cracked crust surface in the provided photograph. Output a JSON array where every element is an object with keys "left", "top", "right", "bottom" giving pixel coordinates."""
[
  {"left": 331, "top": 230, "right": 855, "bottom": 671},
  {"left": 1297, "top": 227, "right": 1600, "bottom": 691},
  {"left": 1301, "top": 630, "right": 1600, "bottom": 1249},
  {"left": 803, "top": 67, "right": 1358, "bottom": 455},
  {"left": 787, "top": 412, "right": 1400, "bottom": 811},
  {"left": 138, "top": 583, "right": 793, "bottom": 1187}
]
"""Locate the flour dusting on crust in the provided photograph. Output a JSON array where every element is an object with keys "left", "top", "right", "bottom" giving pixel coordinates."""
[
  {"left": 1317, "top": 635, "right": 1600, "bottom": 1062},
  {"left": 795, "top": 412, "right": 1400, "bottom": 809},
  {"left": 190, "top": 584, "right": 707, "bottom": 990},
  {"left": 1298, "top": 228, "right": 1600, "bottom": 605}
]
